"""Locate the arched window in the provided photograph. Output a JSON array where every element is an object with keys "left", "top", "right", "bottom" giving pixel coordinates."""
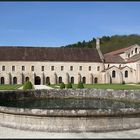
[
  {"left": 112, "top": 70, "right": 116, "bottom": 78},
  {"left": 94, "top": 77, "right": 98, "bottom": 83},
  {"left": 13, "top": 77, "right": 17, "bottom": 84},
  {"left": 71, "top": 77, "right": 74, "bottom": 84},
  {"left": 25, "top": 77, "right": 29, "bottom": 82},
  {"left": 135, "top": 48, "right": 138, "bottom": 53},
  {"left": 1, "top": 77, "right": 4, "bottom": 84},
  {"left": 125, "top": 70, "right": 128, "bottom": 78},
  {"left": 46, "top": 77, "right": 50, "bottom": 85},
  {"left": 34, "top": 76, "right": 41, "bottom": 85},
  {"left": 58, "top": 77, "right": 62, "bottom": 83},
  {"left": 82, "top": 77, "right": 86, "bottom": 84}
]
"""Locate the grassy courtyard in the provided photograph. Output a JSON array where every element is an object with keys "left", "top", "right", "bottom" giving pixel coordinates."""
[
  {"left": 49, "top": 83, "right": 140, "bottom": 90},
  {"left": 1, "top": 83, "right": 140, "bottom": 90},
  {"left": 0, "top": 84, "right": 22, "bottom": 90}
]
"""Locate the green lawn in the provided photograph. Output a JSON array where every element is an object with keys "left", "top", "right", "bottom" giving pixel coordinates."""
[
  {"left": 49, "top": 84, "right": 140, "bottom": 90},
  {"left": 0, "top": 84, "right": 22, "bottom": 90},
  {"left": 1, "top": 83, "right": 140, "bottom": 90}
]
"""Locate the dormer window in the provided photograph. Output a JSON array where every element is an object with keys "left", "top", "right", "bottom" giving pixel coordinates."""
[
  {"left": 131, "top": 51, "right": 133, "bottom": 55},
  {"left": 128, "top": 53, "right": 130, "bottom": 58}
]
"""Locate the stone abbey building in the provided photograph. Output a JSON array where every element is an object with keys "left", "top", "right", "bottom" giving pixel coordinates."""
[{"left": 0, "top": 39, "right": 140, "bottom": 85}]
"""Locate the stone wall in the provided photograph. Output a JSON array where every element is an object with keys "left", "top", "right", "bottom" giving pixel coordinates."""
[
  {"left": 0, "top": 89, "right": 140, "bottom": 132},
  {"left": 0, "top": 61, "right": 104, "bottom": 84},
  {"left": 0, "top": 112, "right": 140, "bottom": 132},
  {"left": 0, "top": 89, "right": 140, "bottom": 102}
]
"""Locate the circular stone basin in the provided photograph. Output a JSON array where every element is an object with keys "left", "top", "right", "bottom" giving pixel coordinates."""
[
  {"left": 0, "top": 98, "right": 140, "bottom": 132},
  {"left": 0, "top": 98, "right": 140, "bottom": 115}
]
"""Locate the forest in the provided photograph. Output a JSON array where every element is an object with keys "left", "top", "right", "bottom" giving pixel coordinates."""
[{"left": 61, "top": 34, "right": 140, "bottom": 54}]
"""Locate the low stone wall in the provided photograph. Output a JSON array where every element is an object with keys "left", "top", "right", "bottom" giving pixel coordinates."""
[
  {"left": 0, "top": 89, "right": 140, "bottom": 132},
  {"left": 0, "top": 88, "right": 140, "bottom": 102},
  {"left": 0, "top": 112, "right": 140, "bottom": 132}
]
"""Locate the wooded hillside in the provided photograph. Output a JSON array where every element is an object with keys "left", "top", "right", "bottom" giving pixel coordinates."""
[{"left": 61, "top": 34, "right": 140, "bottom": 54}]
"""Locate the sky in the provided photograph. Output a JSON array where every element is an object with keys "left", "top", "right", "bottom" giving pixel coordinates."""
[{"left": 0, "top": 2, "right": 140, "bottom": 47}]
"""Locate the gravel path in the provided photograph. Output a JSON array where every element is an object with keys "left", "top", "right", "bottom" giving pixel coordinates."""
[
  {"left": 18, "top": 85, "right": 53, "bottom": 90},
  {"left": 0, "top": 126, "right": 140, "bottom": 138},
  {"left": 34, "top": 85, "right": 53, "bottom": 89}
]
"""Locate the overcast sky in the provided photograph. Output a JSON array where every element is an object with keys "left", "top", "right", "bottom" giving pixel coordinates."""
[{"left": 0, "top": 2, "right": 140, "bottom": 47}]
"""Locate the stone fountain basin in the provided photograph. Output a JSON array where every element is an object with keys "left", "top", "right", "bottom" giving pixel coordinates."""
[{"left": 0, "top": 89, "right": 140, "bottom": 132}]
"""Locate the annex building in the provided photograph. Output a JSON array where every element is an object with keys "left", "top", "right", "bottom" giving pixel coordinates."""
[{"left": 0, "top": 39, "right": 140, "bottom": 85}]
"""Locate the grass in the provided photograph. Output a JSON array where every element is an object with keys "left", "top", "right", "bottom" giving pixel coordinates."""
[
  {"left": 1, "top": 83, "right": 140, "bottom": 90},
  {"left": 0, "top": 84, "right": 22, "bottom": 90},
  {"left": 49, "top": 83, "right": 140, "bottom": 90}
]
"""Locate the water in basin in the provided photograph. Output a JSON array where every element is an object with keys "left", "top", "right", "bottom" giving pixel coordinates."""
[{"left": 0, "top": 98, "right": 140, "bottom": 110}]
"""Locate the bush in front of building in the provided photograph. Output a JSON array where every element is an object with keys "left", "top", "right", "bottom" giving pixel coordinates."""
[
  {"left": 47, "top": 82, "right": 51, "bottom": 85},
  {"left": 122, "top": 81, "right": 125, "bottom": 84},
  {"left": 77, "top": 82, "right": 84, "bottom": 89},
  {"left": 66, "top": 83, "right": 72, "bottom": 89},
  {"left": 23, "top": 81, "right": 33, "bottom": 90},
  {"left": 60, "top": 82, "right": 65, "bottom": 89}
]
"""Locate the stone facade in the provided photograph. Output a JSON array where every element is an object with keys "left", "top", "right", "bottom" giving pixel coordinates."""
[
  {"left": 0, "top": 61, "right": 104, "bottom": 85},
  {"left": 0, "top": 39, "right": 140, "bottom": 85}
]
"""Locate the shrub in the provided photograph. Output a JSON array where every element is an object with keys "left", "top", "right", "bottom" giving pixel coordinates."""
[
  {"left": 122, "top": 81, "right": 125, "bottom": 84},
  {"left": 77, "top": 82, "right": 84, "bottom": 89},
  {"left": 60, "top": 82, "right": 65, "bottom": 89},
  {"left": 23, "top": 81, "right": 33, "bottom": 90},
  {"left": 66, "top": 83, "right": 72, "bottom": 89},
  {"left": 47, "top": 82, "right": 50, "bottom": 85}
]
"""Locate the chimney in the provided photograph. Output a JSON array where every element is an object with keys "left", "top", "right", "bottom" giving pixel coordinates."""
[
  {"left": 96, "top": 37, "right": 105, "bottom": 64},
  {"left": 96, "top": 38, "right": 100, "bottom": 49}
]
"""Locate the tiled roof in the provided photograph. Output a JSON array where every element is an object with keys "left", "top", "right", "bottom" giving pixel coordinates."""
[
  {"left": 0, "top": 46, "right": 102, "bottom": 62},
  {"left": 104, "top": 44, "right": 140, "bottom": 63},
  {"left": 104, "top": 45, "right": 134, "bottom": 56},
  {"left": 127, "top": 53, "right": 140, "bottom": 62},
  {"left": 104, "top": 53, "right": 125, "bottom": 63}
]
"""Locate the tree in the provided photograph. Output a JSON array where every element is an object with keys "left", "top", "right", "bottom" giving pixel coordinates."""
[
  {"left": 60, "top": 82, "right": 65, "bottom": 89},
  {"left": 66, "top": 83, "right": 72, "bottom": 89},
  {"left": 61, "top": 34, "right": 140, "bottom": 54},
  {"left": 23, "top": 81, "right": 33, "bottom": 90},
  {"left": 77, "top": 82, "right": 84, "bottom": 89}
]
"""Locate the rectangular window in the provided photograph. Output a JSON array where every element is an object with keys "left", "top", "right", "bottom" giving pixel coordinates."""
[
  {"left": 31, "top": 66, "right": 34, "bottom": 71},
  {"left": 22, "top": 66, "right": 25, "bottom": 71},
  {"left": 79, "top": 66, "right": 82, "bottom": 71},
  {"left": 89, "top": 66, "right": 91, "bottom": 71},
  {"left": 12, "top": 66, "right": 15, "bottom": 71},
  {"left": 97, "top": 66, "right": 100, "bottom": 71},
  {"left": 42, "top": 66, "right": 44, "bottom": 71},
  {"left": 70, "top": 66, "right": 73, "bottom": 71},
  {"left": 51, "top": 66, "right": 54, "bottom": 71},
  {"left": 2, "top": 66, "right": 5, "bottom": 71},
  {"left": 61, "top": 66, "right": 64, "bottom": 71}
]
